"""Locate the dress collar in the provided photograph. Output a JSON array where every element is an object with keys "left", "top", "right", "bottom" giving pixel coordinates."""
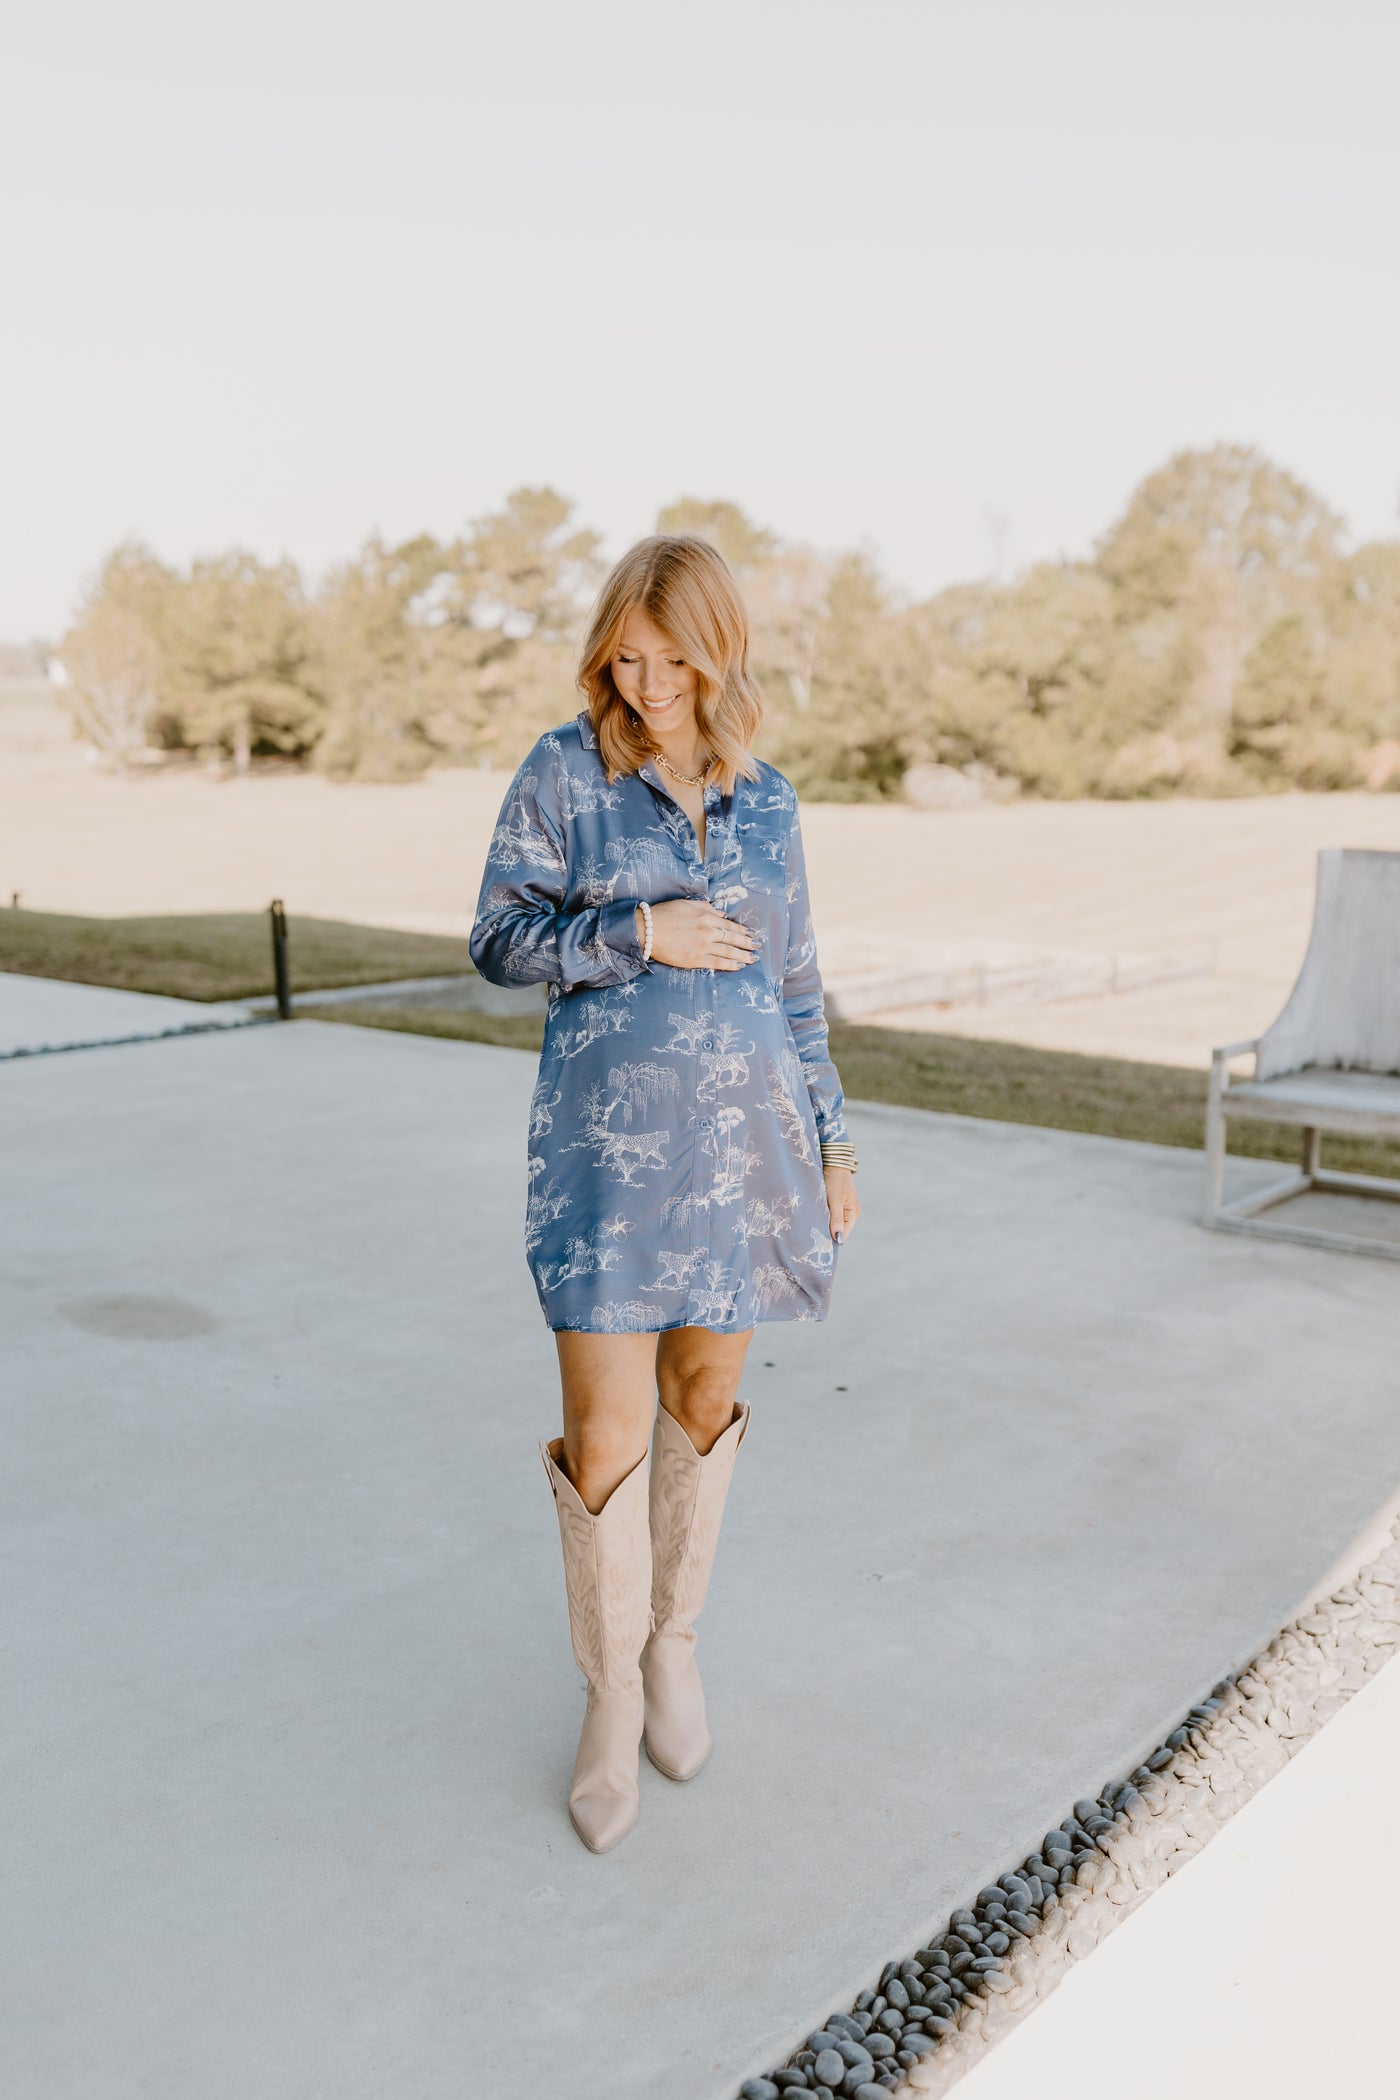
[
  {"left": 575, "top": 705, "right": 724, "bottom": 804},
  {"left": 576, "top": 705, "right": 665, "bottom": 793}
]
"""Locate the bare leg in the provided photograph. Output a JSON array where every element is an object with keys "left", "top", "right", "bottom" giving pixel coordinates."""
[
  {"left": 656, "top": 1324, "right": 756, "bottom": 1451},
  {"left": 554, "top": 1331, "right": 659, "bottom": 1514}
]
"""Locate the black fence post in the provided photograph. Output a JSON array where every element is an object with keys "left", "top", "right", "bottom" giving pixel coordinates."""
[{"left": 270, "top": 899, "right": 292, "bottom": 1019}]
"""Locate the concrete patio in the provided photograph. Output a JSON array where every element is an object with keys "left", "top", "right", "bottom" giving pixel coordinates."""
[
  {"left": 0, "top": 970, "right": 257, "bottom": 1059},
  {"left": 4, "top": 1008, "right": 1399, "bottom": 2099}
]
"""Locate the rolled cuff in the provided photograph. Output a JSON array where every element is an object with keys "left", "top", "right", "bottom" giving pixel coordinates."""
[{"left": 597, "top": 897, "right": 651, "bottom": 977}]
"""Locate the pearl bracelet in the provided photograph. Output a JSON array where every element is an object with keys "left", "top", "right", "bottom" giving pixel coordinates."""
[
  {"left": 819, "top": 1139, "right": 859, "bottom": 1172},
  {"left": 637, "top": 898, "right": 654, "bottom": 963}
]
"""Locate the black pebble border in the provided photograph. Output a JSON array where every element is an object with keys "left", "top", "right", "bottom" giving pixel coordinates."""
[
  {"left": 736, "top": 1506, "right": 1400, "bottom": 2100},
  {"left": 732, "top": 1712, "right": 1237, "bottom": 2100}
]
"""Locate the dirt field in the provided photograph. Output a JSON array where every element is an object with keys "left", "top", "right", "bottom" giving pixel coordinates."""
[{"left": 8, "top": 684, "right": 1400, "bottom": 1069}]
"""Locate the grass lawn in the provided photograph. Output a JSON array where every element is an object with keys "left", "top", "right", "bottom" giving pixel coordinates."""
[
  {"left": 0, "top": 908, "right": 475, "bottom": 1003},
  {"left": 319, "top": 1006, "right": 551, "bottom": 1054},
  {"left": 317, "top": 1006, "right": 1400, "bottom": 1180},
  {"left": 8, "top": 905, "right": 1397, "bottom": 1177}
]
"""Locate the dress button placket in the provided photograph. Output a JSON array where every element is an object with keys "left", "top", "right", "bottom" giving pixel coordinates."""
[{"left": 686, "top": 777, "right": 719, "bottom": 1318}]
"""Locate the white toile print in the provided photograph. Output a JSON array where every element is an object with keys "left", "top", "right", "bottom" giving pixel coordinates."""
[{"left": 470, "top": 706, "right": 850, "bottom": 1333}]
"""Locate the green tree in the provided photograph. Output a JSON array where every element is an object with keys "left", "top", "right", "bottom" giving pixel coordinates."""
[
  {"left": 1096, "top": 443, "right": 1346, "bottom": 773},
  {"left": 1231, "top": 614, "right": 1365, "bottom": 789},
  {"left": 898, "top": 564, "right": 1127, "bottom": 798},
  {"left": 1098, "top": 443, "right": 1343, "bottom": 614},
  {"left": 765, "top": 553, "right": 908, "bottom": 800},
  {"left": 157, "top": 551, "right": 319, "bottom": 772},
  {"left": 310, "top": 534, "right": 448, "bottom": 782},
  {"left": 57, "top": 543, "right": 174, "bottom": 771},
  {"left": 655, "top": 498, "right": 779, "bottom": 579},
  {"left": 308, "top": 492, "right": 604, "bottom": 779},
  {"left": 57, "top": 446, "right": 1400, "bottom": 801},
  {"left": 440, "top": 487, "right": 605, "bottom": 762},
  {"left": 1326, "top": 542, "right": 1400, "bottom": 775},
  {"left": 452, "top": 486, "right": 603, "bottom": 638}
]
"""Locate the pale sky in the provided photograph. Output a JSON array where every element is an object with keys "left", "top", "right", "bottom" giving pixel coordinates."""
[{"left": 3, "top": 0, "right": 1397, "bottom": 640}]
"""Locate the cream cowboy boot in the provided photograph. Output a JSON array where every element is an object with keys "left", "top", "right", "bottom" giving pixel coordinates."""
[
  {"left": 539, "top": 1436, "right": 653, "bottom": 1854},
  {"left": 641, "top": 1398, "right": 752, "bottom": 1782}
]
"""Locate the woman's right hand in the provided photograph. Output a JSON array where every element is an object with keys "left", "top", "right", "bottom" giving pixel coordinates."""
[{"left": 638, "top": 900, "right": 761, "bottom": 972}]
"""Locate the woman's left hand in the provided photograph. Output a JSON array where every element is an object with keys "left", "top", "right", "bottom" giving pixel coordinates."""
[{"left": 824, "top": 1166, "right": 860, "bottom": 1245}]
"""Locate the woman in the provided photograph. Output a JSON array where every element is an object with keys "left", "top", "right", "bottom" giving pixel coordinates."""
[{"left": 469, "top": 535, "right": 860, "bottom": 1853}]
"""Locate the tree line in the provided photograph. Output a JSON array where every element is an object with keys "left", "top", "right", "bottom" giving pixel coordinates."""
[{"left": 57, "top": 445, "right": 1400, "bottom": 800}]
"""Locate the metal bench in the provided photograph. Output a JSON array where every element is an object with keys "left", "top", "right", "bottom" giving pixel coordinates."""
[{"left": 1203, "top": 846, "right": 1400, "bottom": 1259}]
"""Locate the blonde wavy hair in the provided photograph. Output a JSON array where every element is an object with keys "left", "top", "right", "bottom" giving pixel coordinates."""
[{"left": 577, "top": 536, "right": 764, "bottom": 795}]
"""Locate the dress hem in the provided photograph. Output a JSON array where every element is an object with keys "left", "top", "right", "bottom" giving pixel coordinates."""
[{"left": 539, "top": 1303, "right": 832, "bottom": 1335}]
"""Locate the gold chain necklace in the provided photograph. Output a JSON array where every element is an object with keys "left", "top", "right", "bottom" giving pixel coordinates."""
[{"left": 651, "top": 746, "right": 716, "bottom": 787}]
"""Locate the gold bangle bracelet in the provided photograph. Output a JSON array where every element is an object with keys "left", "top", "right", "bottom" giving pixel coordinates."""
[{"left": 819, "top": 1141, "right": 859, "bottom": 1171}]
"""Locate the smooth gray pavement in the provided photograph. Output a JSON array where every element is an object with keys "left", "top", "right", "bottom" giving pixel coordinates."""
[
  {"left": 0, "top": 971, "right": 257, "bottom": 1058},
  {"left": 5, "top": 1018, "right": 1399, "bottom": 2100}
]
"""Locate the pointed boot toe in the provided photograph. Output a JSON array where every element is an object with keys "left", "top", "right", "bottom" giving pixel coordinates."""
[
  {"left": 569, "top": 1795, "right": 638, "bottom": 1854},
  {"left": 641, "top": 1633, "right": 712, "bottom": 1780},
  {"left": 569, "top": 1773, "right": 641, "bottom": 1852},
  {"left": 568, "top": 1683, "right": 646, "bottom": 1849}
]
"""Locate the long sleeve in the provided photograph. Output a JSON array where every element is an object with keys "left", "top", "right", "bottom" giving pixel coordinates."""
[
  {"left": 781, "top": 799, "right": 849, "bottom": 1145},
  {"left": 469, "top": 749, "right": 653, "bottom": 993}
]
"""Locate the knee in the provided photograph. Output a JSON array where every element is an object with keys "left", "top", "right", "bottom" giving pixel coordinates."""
[
  {"left": 658, "top": 1368, "right": 740, "bottom": 1455},
  {"left": 562, "top": 1421, "right": 647, "bottom": 1512}
]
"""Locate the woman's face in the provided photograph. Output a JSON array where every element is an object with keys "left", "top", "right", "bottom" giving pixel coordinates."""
[{"left": 611, "top": 606, "right": 699, "bottom": 735}]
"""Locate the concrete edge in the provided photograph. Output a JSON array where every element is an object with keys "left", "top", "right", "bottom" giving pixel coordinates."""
[
  {"left": 0, "top": 1014, "right": 267, "bottom": 1063},
  {"left": 234, "top": 972, "right": 482, "bottom": 1012},
  {"left": 735, "top": 1491, "right": 1400, "bottom": 2100}
]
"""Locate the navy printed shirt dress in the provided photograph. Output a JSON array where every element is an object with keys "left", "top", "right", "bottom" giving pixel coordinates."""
[{"left": 469, "top": 708, "right": 849, "bottom": 1333}]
